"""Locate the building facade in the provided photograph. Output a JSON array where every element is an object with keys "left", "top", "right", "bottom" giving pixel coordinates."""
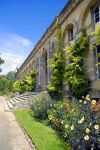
[{"left": 15, "top": 0, "right": 100, "bottom": 98}]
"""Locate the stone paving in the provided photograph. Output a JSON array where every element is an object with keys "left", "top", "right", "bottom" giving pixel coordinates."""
[{"left": 0, "top": 96, "right": 33, "bottom": 150}]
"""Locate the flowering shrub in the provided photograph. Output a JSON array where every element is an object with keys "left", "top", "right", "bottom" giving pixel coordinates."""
[
  {"left": 48, "top": 98, "right": 79, "bottom": 133},
  {"left": 30, "top": 99, "right": 55, "bottom": 120},
  {"left": 48, "top": 96, "right": 100, "bottom": 150}
]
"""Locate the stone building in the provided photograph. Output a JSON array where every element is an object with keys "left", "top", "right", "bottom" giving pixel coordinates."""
[{"left": 15, "top": 0, "right": 100, "bottom": 98}]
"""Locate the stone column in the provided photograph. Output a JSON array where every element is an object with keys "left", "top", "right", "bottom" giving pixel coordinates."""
[
  {"left": 47, "top": 40, "right": 51, "bottom": 84},
  {"left": 39, "top": 54, "right": 41, "bottom": 85}
]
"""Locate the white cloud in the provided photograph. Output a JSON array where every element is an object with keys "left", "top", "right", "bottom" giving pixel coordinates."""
[
  {"left": 0, "top": 33, "right": 34, "bottom": 75},
  {"left": 0, "top": 33, "right": 34, "bottom": 56},
  {"left": 0, "top": 53, "right": 24, "bottom": 75}
]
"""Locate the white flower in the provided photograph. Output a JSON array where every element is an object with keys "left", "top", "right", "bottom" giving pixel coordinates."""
[
  {"left": 86, "top": 95, "right": 90, "bottom": 101},
  {"left": 94, "top": 124, "right": 99, "bottom": 130},
  {"left": 85, "top": 128, "right": 90, "bottom": 134},
  {"left": 71, "top": 125, "right": 74, "bottom": 130},
  {"left": 79, "top": 100, "right": 82, "bottom": 103},
  {"left": 65, "top": 124, "right": 68, "bottom": 128},
  {"left": 61, "top": 120, "right": 64, "bottom": 125},
  {"left": 78, "top": 116, "right": 85, "bottom": 124},
  {"left": 84, "top": 135, "right": 90, "bottom": 141},
  {"left": 84, "top": 101, "right": 87, "bottom": 104}
]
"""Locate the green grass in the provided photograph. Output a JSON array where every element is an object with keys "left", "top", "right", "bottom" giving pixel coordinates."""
[{"left": 15, "top": 109, "right": 71, "bottom": 150}]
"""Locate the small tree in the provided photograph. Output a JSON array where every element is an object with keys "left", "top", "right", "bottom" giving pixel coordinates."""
[
  {"left": 13, "top": 70, "right": 36, "bottom": 93},
  {"left": 48, "top": 26, "right": 65, "bottom": 100},
  {"left": 0, "top": 54, "right": 4, "bottom": 72},
  {"left": 6, "top": 71, "right": 15, "bottom": 80},
  {"left": 13, "top": 80, "right": 25, "bottom": 94},
  {"left": 23, "top": 70, "right": 36, "bottom": 92}
]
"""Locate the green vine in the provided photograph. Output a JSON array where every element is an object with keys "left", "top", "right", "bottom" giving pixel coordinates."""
[
  {"left": 65, "top": 30, "right": 89, "bottom": 97},
  {"left": 48, "top": 26, "right": 65, "bottom": 100},
  {"left": 95, "top": 24, "right": 100, "bottom": 45}
]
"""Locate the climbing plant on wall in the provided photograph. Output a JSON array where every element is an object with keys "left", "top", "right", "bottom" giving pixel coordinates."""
[
  {"left": 65, "top": 30, "right": 89, "bottom": 98},
  {"left": 48, "top": 26, "right": 65, "bottom": 100},
  {"left": 95, "top": 24, "right": 100, "bottom": 45}
]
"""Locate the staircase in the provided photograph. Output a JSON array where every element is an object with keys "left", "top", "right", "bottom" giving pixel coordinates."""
[{"left": 3, "top": 92, "right": 38, "bottom": 111}]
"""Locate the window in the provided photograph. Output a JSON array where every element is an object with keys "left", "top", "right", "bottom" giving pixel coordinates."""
[
  {"left": 96, "top": 45, "right": 100, "bottom": 79},
  {"left": 94, "top": 6, "right": 100, "bottom": 24},
  {"left": 68, "top": 28, "right": 73, "bottom": 41}
]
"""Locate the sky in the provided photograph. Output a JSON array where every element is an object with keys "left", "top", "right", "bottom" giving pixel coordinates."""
[{"left": 0, "top": 0, "right": 68, "bottom": 75}]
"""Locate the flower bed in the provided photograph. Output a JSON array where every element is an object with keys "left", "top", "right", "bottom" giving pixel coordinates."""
[{"left": 48, "top": 96, "right": 100, "bottom": 150}]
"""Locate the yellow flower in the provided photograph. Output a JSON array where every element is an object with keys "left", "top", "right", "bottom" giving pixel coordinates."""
[
  {"left": 84, "top": 135, "right": 90, "bottom": 141},
  {"left": 94, "top": 124, "right": 99, "bottom": 130},
  {"left": 78, "top": 116, "right": 85, "bottom": 124},
  {"left": 91, "top": 100, "right": 96, "bottom": 105},
  {"left": 82, "top": 96, "right": 84, "bottom": 99},
  {"left": 84, "top": 101, "right": 87, "bottom": 104},
  {"left": 85, "top": 128, "right": 90, "bottom": 134},
  {"left": 71, "top": 125, "right": 74, "bottom": 130},
  {"left": 65, "top": 124, "right": 69, "bottom": 128}
]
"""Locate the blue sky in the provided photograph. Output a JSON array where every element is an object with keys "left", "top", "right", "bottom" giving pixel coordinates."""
[{"left": 0, "top": 0, "right": 68, "bottom": 74}]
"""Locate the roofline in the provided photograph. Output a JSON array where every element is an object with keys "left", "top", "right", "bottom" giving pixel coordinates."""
[{"left": 15, "top": 0, "right": 76, "bottom": 76}]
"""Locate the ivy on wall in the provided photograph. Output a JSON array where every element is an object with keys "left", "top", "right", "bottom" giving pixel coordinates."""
[
  {"left": 95, "top": 24, "right": 100, "bottom": 45},
  {"left": 65, "top": 30, "right": 89, "bottom": 97},
  {"left": 48, "top": 26, "right": 65, "bottom": 100}
]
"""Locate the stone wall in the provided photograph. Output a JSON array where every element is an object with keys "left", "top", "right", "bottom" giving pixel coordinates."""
[{"left": 15, "top": 0, "right": 100, "bottom": 98}]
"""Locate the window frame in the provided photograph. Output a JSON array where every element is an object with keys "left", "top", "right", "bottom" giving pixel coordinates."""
[
  {"left": 94, "top": 5, "right": 100, "bottom": 24},
  {"left": 96, "top": 45, "right": 100, "bottom": 80},
  {"left": 68, "top": 28, "right": 74, "bottom": 42}
]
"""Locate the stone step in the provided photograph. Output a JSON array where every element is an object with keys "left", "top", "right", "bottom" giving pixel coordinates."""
[
  {"left": 11, "top": 98, "right": 20, "bottom": 103},
  {"left": 3, "top": 101, "right": 10, "bottom": 111},
  {"left": 19, "top": 92, "right": 39, "bottom": 97},
  {"left": 9, "top": 99, "right": 16, "bottom": 106},
  {"left": 6, "top": 100, "right": 14, "bottom": 109},
  {"left": 16, "top": 95, "right": 35, "bottom": 100},
  {"left": 13, "top": 97, "right": 24, "bottom": 101}
]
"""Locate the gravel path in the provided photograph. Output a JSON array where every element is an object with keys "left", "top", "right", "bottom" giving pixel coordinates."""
[{"left": 0, "top": 96, "right": 33, "bottom": 150}]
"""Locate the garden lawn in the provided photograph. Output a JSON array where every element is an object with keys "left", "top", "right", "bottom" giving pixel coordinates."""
[{"left": 15, "top": 109, "right": 71, "bottom": 150}]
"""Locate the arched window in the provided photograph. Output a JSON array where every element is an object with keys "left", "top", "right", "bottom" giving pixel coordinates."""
[
  {"left": 62, "top": 23, "right": 75, "bottom": 46},
  {"left": 68, "top": 26, "right": 74, "bottom": 42},
  {"left": 94, "top": 5, "right": 100, "bottom": 24}
]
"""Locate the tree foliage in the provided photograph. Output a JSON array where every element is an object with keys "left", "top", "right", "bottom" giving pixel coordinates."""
[
  {"left": 65, "top": 31, "right": 89, "bottom": 97},
  {"left": 6, "top": 71, "right": 15, "bottom": 80},
  {"left": 0, "top": 77, "right": 14, "bottom": 95},
  {"left": 95, "top": 24, "right": 100, "bottom": 45},
  {"left": 48, "top": 26, "right": 65, "bottom": 100},
  {"left": 13, "top": 70, "right": 36, "bottom": 94},
  {"left": 23, "top": 70, "right": 36, "bottom": 92},
  {"left": 0, "top": 54, "right": 4, "bottom": 72}
]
